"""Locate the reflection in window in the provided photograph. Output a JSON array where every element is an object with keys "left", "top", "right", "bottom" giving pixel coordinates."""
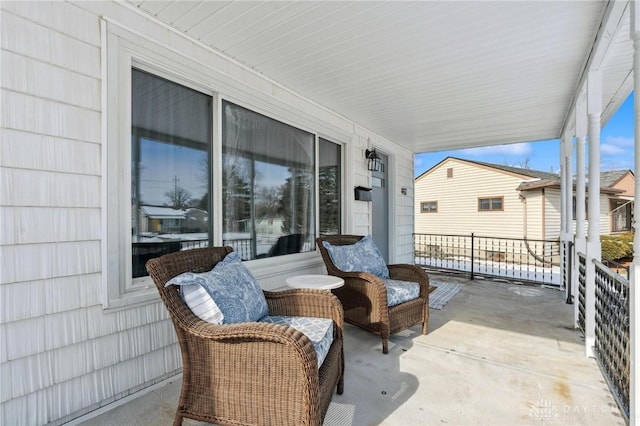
[
  {"left": 222, "top": 101, "right": 315, "bottom": 260},
  {"left": 319, "top": 138, "right": 341, "bottom": 235},
  {"left": 131, "top": 69, "right": 212, "bottom": 277}
]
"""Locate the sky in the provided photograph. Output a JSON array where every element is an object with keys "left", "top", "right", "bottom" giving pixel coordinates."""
[{"left": 414, "top": 92, "right": 635, "bottom": 177}]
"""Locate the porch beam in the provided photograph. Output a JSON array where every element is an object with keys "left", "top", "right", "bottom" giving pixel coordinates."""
[{"left": 630, "top": 2, "right": 639, "bottom": 423}]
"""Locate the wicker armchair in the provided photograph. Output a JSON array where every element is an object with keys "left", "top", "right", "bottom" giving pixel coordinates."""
[
  {"left": 146, "top": 247, "right": 344, "bottom": 426},
  {"left": 316, "top": 235, "right": 429, "bottom": 354}
]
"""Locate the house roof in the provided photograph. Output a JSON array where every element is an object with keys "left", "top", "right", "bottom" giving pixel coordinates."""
[
  {"left": 128, "top": 1, "right": 632, "bottom": 154},
  {"left": 140, "top": 206, "right": 187, "bottom": 219},
  {"left": 415, "top": 156, "right": 559, "bottom": 181},
  {"left": 416, "top": 156, "right": 627, "bottom": 195},
  {"left": 600, "top": 170, "right": 634, "bottom": 188},
  {"left": 469, "top": 160, "right": 560, "bottom": 181}
]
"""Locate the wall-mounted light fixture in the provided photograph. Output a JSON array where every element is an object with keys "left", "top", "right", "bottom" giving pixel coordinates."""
[{"left": 365, "top": 148, "right": 381, "bottom": 172}]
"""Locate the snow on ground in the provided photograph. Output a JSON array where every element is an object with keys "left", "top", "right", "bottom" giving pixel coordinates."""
[{"left": 415, "top": 255, "right": 561, "bottom": 286}]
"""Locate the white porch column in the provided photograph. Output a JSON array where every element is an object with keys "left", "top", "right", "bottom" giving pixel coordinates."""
[
  {"left": 629, "top": 2, "right": 639, "bottom": 423},
  {"left": 585, "top": 70, "right": 602, "bottom": 358},
  {"left": 560, "top": 130, "right": 574, "bottom": 302},
  {"left": 574, "top": 98, "right": 587, "bottom": 328}
]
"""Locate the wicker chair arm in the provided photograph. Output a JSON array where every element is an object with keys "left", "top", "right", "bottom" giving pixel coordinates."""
[
  {"left": 187, "top": 319, "right": 319, "bottom": 366},
  {"left": 189, "top": 320, "right": 311, "bottom": 345},
  {"left": 388, "top": 264, "right": 430, "bottom": 297},
  {"left": 264, "top": 289, "right": 344, "bottom": 328}
]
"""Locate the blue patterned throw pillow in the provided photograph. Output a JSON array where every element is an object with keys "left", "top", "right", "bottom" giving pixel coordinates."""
[
  {"left": 167, "top": 251, "right": 269, "bottom": 324},
  {"left": 323, "top": 235, "right": 389, "bottom": 278}
]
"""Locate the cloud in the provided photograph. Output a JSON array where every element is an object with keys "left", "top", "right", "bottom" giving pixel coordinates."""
[
  {"left": 459, "top": 142, "right": 533, "bottom": 157},
  {"left": 601, "top": 136, "right": 633, "bottom": 156}
]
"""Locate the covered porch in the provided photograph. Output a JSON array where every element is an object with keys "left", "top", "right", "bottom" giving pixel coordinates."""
[
  {"left": 0, "top": 1, "right": 638, "bottom": 425},
  {"left": 74, "top": 273, "right": 624, "bottom": 425}
]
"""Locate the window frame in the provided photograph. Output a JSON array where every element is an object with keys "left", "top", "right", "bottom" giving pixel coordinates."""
[
  {"left": 318, "top": 137, "right": 343, "bottom": 236},
  {"left": 420, "top": 201, "right": 438, "bottom": 213},
  {"left": 220, "top": 100, "right": 317, "bottom": 260},
  {"left": 477, "top": 196, "right": 504, "bottom": 212},
  {"left": 610, "top": 199, "right": 632, "bottom": 233},
  {"left": 103, "top": 21, "right": 347, "bottom": 308}
]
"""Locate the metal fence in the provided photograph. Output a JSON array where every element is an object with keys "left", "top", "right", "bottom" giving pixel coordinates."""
[
  {"left": 562, "top": 241, "right": 573, "bottom": 303},
  {"left": 413, "top": 233, "right": 561, "bottom": 286},
  {"left": 594, "top": 260, "right": 630, "bottom": 421},
  {"left": 223, "top": 238, "right": 252, "bottom": 260},
  {"left": 577, "top": 252, "right": 586, "bottom": 333}
]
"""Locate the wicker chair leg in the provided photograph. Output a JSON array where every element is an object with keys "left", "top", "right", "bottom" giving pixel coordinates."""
[
  {"left": 422, "top": 320, "right": 429, "bottom": 335},
  {"left": 173, "top": 414, "right": 183, "bottom": 426},
  {"left": 382, "top": 338, "right": 389, "bottom": 354},
  {"left": 337, "top": 375, "right": 344, "bottom": 395}
]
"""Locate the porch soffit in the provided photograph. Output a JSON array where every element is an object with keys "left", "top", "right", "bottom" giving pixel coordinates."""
[{"left": 127, "top": 1, "right": 632, "bottom": 154}]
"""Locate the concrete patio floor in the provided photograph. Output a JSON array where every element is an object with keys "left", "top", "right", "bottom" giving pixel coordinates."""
[{"left": 72, "top": 273, "right": 625, "bottom": 426}]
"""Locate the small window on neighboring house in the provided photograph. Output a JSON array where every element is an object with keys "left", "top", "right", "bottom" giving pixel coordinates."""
[
  {"left": 478, "top": 197, "right": 503, "bottom": 211},
  {"left": 447, "top": 168, "right": 453, "bottom": 178},
  {"left": 611, "top": 199, "right": 632, "bottom": 232},
  {"left": 421, "top": 201, "right": 438, "bottom": 213}
]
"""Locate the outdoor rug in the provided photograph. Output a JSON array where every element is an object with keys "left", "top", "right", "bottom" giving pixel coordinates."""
[{"left": 428, "top": 281, "right": 464, "bottom": 309}]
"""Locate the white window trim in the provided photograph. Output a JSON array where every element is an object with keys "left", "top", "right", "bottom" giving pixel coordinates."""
[{"left": 102, "top": 19, "right": 351, "bottom": 308}]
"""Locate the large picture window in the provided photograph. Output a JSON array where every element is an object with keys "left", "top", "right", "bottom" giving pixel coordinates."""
[
  {"left": 131, "top": 69, "right": 212, "bottom": 277},
  {"left": 106, "top": 29, "right": 343, "bottom": 308},
  {"left": 222, "top": 101, "right": 315, "bottom": 260}
]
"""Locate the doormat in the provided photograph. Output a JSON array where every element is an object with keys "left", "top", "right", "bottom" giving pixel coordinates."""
[{"left": 429, "top": 281, "right": 463, "bottom": 309}]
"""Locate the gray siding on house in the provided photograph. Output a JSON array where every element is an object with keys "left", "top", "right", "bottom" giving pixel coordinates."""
[{"left": 0, "top": 2, "right": 416, "bottom": 423}]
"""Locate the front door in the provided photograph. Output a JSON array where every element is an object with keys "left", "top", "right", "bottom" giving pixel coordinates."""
[{"left": 371, "top": 152, "right": 389, "bottom": 262}]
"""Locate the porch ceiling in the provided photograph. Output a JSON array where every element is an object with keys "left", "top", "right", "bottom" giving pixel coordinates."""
[{"left": 128, "top": 1, "right": 632, "bottom": 153}]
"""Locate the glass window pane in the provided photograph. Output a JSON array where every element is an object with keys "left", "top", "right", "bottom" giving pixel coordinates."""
[
  {"left": 319, "top": 138, "right": 341, "bottom": 235},
  {"left": 131, "top": 69, "right": 212, "bottom": 277},
  {"left": 222, "top": 101, "right": 315, "bottom": 260}
]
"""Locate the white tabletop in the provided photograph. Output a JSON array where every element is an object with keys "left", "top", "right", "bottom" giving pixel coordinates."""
[{"left": 285, "top": 274, "right": 344, "bottom": 290}]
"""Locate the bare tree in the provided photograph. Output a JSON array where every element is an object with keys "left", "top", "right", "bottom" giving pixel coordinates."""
[
  {"left": 165, "top": 183, "right": 192, "bottom": 209},
  {"left": 517, "top": 156, "right": 531, "bottom": 169}
]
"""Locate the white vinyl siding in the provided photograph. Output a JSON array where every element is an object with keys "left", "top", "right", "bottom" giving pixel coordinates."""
[
  {"left": 0, "top": 2, "right": 416, "bottom": 424},
  {"left": 543, "top": 189, "right": 562, "bottom": 240},
  {"left": 522, "top": 190, "right": 544, "bottom": 240}
]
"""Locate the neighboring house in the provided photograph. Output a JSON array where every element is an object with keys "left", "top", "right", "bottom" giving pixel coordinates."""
[
  {"left": 415, "top": 157, "right": 634, "bottom": 241},
  {"left": 602, "top": 170, "right": 635, "bottom": 233},
  {"left": 138, "top": 205, "right": 187, "bottom": 234}
]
